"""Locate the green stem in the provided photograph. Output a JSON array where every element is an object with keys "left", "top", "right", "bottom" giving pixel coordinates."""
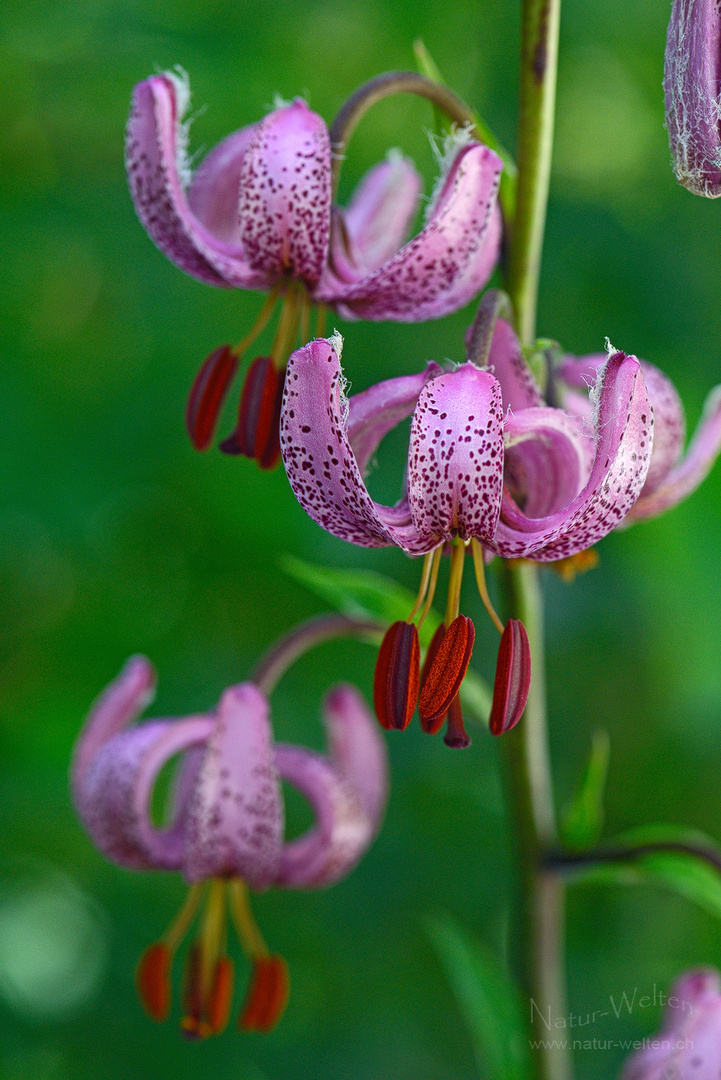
[
  {"left": 506, "top": 0, "right": 561, "bottom": 347},
  {"left": 497, "top": 1, "right": 567, "bottom": 1076},
  {"left": 500, "top": 563, "right": 569, "bottom": 1080}
]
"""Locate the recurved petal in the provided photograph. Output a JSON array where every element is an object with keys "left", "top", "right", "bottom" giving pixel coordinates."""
[
  {"left": 347, "top": 362, "right": 442, "bottom": 474},
  {"left": 338, "top": 152, "right": 422, "bottom": 276},
  {"left": 126, "top": 73, "right": 266, "bottom": 288},
  {"left": 183, "top": 683, "right": 284, "bottom": 889},
  {"left": 626, "top": 383, "right": 721, "bottom": 521},
  {"left": 490, "top": 352, "right": 653, "bottom": 560},
  {"left": 503, "top": 406, "right": 595, "bottom": 519},
  {"left": 637, "top": 361, "right": 686, "bottom": 493},
  {"left": 323, "top": 684, "right": 388, "bottom": 832},
  {"left": 71, "top": 655, "right": 156, "bottom": 792},
  {"left": 408, "top": 362, "right": 504, "bottom": 543},
  {"left": 238, "top": 99, "right": 331, "bottom": 287},
  {"left": 486, "top": 317, "right": 543, "bottom": 411},
  {"left": 187, "top": 127, "right": 258, "bottom": 244},
  {"left": 316, "top": 142, "right": 503, "bottom": 321},
  {"left": 74, "top": 716, "right": 214, "bottom": 871},
  {"left": 280, "top": 337, "right": 436, "bottom": 554},
  {"left": 274, "top": 745, "right": 374, "bottom": 888}
]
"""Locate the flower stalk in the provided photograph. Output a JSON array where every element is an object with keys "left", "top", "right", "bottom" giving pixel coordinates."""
[{"left": 501, "top": 0, "right": 569, "bottom": 1078}]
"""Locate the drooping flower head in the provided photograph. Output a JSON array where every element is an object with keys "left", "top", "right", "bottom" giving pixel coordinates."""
[
  {"left": 72, "top": 656, "right": 387, "bottom": 1037},
  {"left": 126, "top": 70, "right": 503, "bottom": 466},
  {"left": 619, "top": 969, "right": 721, "bottom": 1079}
]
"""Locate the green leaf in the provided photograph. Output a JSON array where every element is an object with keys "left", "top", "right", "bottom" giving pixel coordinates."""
[
  {"left": 281, "top": 556, "right": 493, "bottom": 724},
  {"left": 566, "top": 824, "right": 721, "bottom": 921},
  {"left": 280, "top": 555, "right": 442, "bottom": 643},
  {"left": 413, "top": 38, "right": 517, "bottom": 221},
  {"left": 426, "top": 915, "right": 532, "bottom": 1080},
  {"left": 560, "top": 729, "right": 610, "bottom": 851}
]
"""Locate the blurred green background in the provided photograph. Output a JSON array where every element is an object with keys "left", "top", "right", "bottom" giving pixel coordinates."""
[{"left": 2, "top": 0, "right": 721, "bottom": 1077}]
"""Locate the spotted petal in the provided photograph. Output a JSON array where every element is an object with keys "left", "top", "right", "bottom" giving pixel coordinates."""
[
  {"left": 627, "top": 383, "right": 721, "bottom": 521},
  {"left": 408, "top": 362, "right": 504, "bottom": 543},
  {"left": 126, "top": 73, "right": 266, "bottom": 288},
  {"left": 316, "top": 142, "right": 503, "bottom": 321},
  {"left": 489, "top": 352, "right": 652, "bottom": 560},
  {"left": 237, "top": 99, "right": 331, "bottom": 287},
  {"left": 275, "top": 686, "right": 386, "bottom": 888},
  {"left": 325, "top": 153, "right": 422, "bottom": 284},
  {"left": 280, "top": 338, "right": 438, "bottom": 554},
  {"left": 183, "top": 683, "right": 284, "bottom": 889}
]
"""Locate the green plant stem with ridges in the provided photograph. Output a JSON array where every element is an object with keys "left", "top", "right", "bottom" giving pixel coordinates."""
[{"left": 499, "top": 1, "right": 569, "bottom": 1079}]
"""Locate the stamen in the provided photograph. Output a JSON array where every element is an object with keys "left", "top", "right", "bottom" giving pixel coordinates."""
[
  {"left": 228, "top": 879, "right": 270, "bottom": 960},
  {"left": 444, "top": 539, "right": 466, "bottom": 627},
  {"left": 417, "top": 547, "right": 443, "bottom": 630},
  {"left": 136, "top": 942, "right": 172, "bottom": 1021},
  {"left": 551, "top": 548, "right": 599, "bottom": 583},
  {"left": 208, "top": 955, "right": 234, "bottom": 1035},
  {"left": 220, "top": 355, "right": 285, "bottom": 468},
  {"left": 373, "top": 621, "right": 420, "bottom": 730},
  {"left": 471, "top": 538, "right": 504, "bottom": 635},
  {"left": 418, "top": 623, "right": 446, "bottom": 733},
  {"left": 239, "top": 955, "right": 290, "bottom": 1033},
  {"left": 186, "top": 344, "right": 239, "bottom": 451},
  {"left": 488, "top": 618, "right": 532, "bottom": 735},
  {"left": 180, "top": 942, "right": 207, "bottom": 1039},
  {"left": 270, "top": 286, "right": 302, "bottom": 367},
  {"left": 181, "top": 879, "right": 227, "bottom": 1040},
  {"left": 164, "top": 882, "right": 206, "bottom": 953},
  {"left": 232, "top": 287, "right": 281, "bottom": 356},
  {"left": 407, "top": 552, "right": 434, "bottom": 622},
  {"left": 443, "top": 695, "right": 471, "bottom": 749},
  {"left": 418, "top": 615, "right": 475, "bottom": 731},
  {"left": 315, "top": 303, "right": 327, "bottom": 338}
]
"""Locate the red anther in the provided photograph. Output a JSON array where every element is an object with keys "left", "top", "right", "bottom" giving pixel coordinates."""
[
  {"left": 186, "top": 344, "right": 238, "bottom": 451},
  {"left": 208, "top": 956, "right": 234, "bottom": 1035},
  {"left": 239, "top": 954, "right": 290, "bottom": 1033},
  {"left": 418, "top": 624, "right": 447, "bottom": 734},
  {"left": 136, "top": 941, "right": 172, "bottom": 1021},
  {"left": 418, "top": 615, "right": 475, "bottom": 731},
  {"left": 373, "top": 621, "right": 420, "bottom": 731},
  {"left": 443, "top": 695, "right": 471, "bottom": 749},
  {"left": 488, "top": 618, "right": 532, "bottom": 736},
  {"left": 220, "top": 355, "right": 285, "bottom": 469}
]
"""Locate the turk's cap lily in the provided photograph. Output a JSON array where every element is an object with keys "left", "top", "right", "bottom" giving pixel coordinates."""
[
  {"left": 280, "top": 327, "right": 653, "bottom": 562},
  {"left": 557, "top": 352, "right": 721, "bottom": 523},
  {"left": 619, "top": 968, "right": 721, "bottom": 1080},
  {"left": 664, "top": 0, "right": 721, "bottom": 197},
  {"left": 126, "top": 70, "right": 502, "bottom": 320},
  {"left": 280, "top": 335, "right": 505, "bottom": 555},
  {"left": 71, "top": 656, "right": 388, "bottom": 890}
]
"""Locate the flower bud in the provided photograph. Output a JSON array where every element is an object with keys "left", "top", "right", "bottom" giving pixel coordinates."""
[{"left": 664, "top": 0, "right": 721, "bottom": 197}]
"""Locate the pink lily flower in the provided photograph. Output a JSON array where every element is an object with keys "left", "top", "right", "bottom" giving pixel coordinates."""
[
  {"left": 126, "top": 70, "right": 502, "bottom": 463},
  {"left": 556, "top": 351, "right": 721, "bottom": 523},
  {"left": 619, "top": 969, "right": 721, "bottom": 1080},
  {"left": 126, "top": 69, "right": 502, "bottom": 314},
  {"left": 71, "top": 656, "right": 387, "bottom": 1037},
  {"left": 279, "top": 325, "right": 652, "bottom": 562}
]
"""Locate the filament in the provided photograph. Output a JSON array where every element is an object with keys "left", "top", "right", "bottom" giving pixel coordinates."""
[
  {"left": 407, "top": 551, "right": 434, "bottom": 622},
  {"left": 417, "top": 547, "right": 442, "bottom": 630},
  {"left": 163, "top": 882, "right": 206, "bottom": 953},
  {"left": 471, "top": 538, "right": 504, "bottom": 635},
  {"left": 444, "top": 539, "right": 466, "bottom": 628},
  {"left": 228, "top": 879, "right": 269, "bottom": 960},
  {"left": 233, "top": 287, "right": 280, "bottom": 355}
]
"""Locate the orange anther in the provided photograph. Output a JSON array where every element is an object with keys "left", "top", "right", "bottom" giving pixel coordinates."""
[
  {"left": 419, "top": 615, "right": 475, "bottom": 731},
  {"left": 239, "top": 954, "right": 290, "bottom": 1033},
  {"left": 136, "top": 941, "right": 172, "bottom": 1022},
  {"left": 488, "top": 618, "right": 532, "bottom": 735}
]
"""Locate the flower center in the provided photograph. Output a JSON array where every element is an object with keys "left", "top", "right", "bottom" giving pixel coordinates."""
[{"left": 136, "top": 877, "right": 289, "bottom": 1039}]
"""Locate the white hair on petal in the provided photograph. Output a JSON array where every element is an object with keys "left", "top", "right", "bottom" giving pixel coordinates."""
[
  {"left": 425, "top": 125, "right": 475, "bottom": 222},
  {"left": 164, "top": 66, "right": 193, "bottom": 189}
]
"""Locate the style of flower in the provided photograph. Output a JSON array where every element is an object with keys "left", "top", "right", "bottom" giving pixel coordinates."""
[
  {"left": 71, "top": 656, "right": 387, "bottom": 1038},
  {"left": 555, "top": 352, "right": 721, "bottom": 523},
  {"left": 619, "top": 968, "right": 721, "bottom": 1080},
  {"left": 126, "top": 70, "right": 503, "bottom": 464}
]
